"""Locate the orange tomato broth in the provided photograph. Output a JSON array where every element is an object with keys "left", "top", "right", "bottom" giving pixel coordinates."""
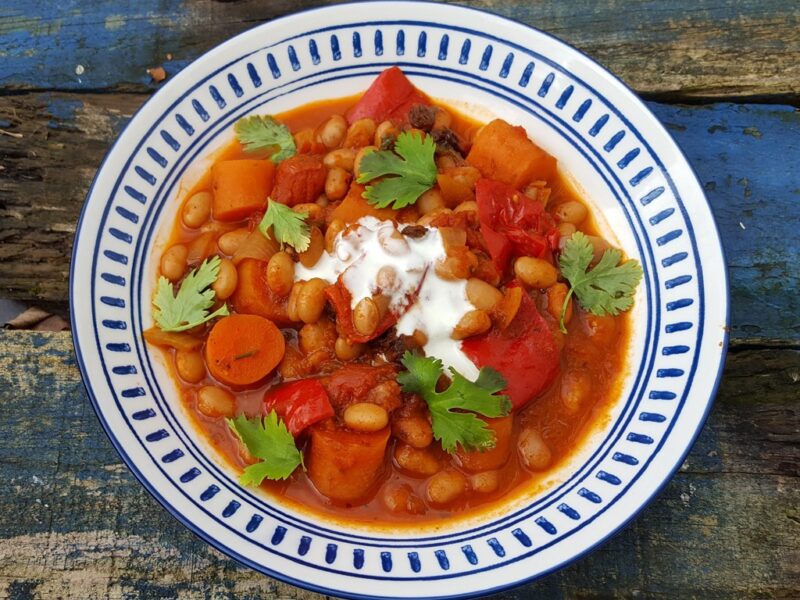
[{"left": 156, "top": 93, "right": 631, "bottom": 527}]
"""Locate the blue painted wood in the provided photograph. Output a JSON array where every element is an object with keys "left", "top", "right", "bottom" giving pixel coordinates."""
[{"left": 0, "top": 0, "right": 796, "bottom": 99}]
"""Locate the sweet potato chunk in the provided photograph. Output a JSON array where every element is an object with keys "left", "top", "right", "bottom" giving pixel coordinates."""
[
  {"left": 211, "top": 159, "right": 274, "bottom": 221},
  {"left": 230, "top": 258, "right": 291, "bottom": 326},
  {"left": 329, "top": 183, "right": 396, "bottom": 224},
  {"left": 455, "top": 416, "right": 514, "bottom": 472},
  {"left": 307, "top": 423, "right": 390, "bottom": 502},
  {"left": 466, "top": 119, "right": 556, "bottom": 188},
  {"left": 271, "top": 154, "right": 326, "bottom": 206}
]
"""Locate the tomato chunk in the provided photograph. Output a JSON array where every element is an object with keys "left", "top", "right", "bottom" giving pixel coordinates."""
[
  {"left": 263, "top": 379, "right": 334, "bottom": 437},
  {"left": 475, "top": 178, "right": 558, "bottom": 273},
  {"left": 345, "top": 66, "right": 430, "bottom": 124},
  {"left": 271, "top": 154, "right": 327, "bottom": 206},
  {"left": 462, "top": 282, "right": 560, "bottom": 409}
]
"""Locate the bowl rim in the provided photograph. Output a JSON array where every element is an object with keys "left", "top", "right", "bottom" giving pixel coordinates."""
[{"left": 69, "top": 1, "right": 730, "bottom": 597}]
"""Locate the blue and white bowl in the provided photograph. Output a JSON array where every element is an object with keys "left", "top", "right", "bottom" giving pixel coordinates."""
[{"left": 71, "top": 2, "right": 729, "bottom": 597}]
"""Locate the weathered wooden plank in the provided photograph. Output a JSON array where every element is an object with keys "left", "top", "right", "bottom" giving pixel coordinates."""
[
  {"left": 0, "top": 331, "right": 797, "bottom": 598},
  {"left": 0, "top": 0, "right": 798, "bottom": 100},
  {"left": 2, "top": 95, "right": 798, "bottom": 342}
]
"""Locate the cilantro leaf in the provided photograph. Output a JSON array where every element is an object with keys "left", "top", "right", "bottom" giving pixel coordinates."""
[
  {"left": 257, "top": 199, "right": 311, "bottom": 252},
  {"left": 227, "top": 411, "right": 303, "bottom": 485},
  {"left": 397, "top": 352, "right": 512, "bottom": 453},
  {"left": 356, "top": 131, "right": 437, "bottom": 209},
  {"left": 153, "top": 256, "right": 229, "bottom": 332},
  {"left": 234, "top": 115, "right": 296, "bottom": 163},
  {"left": 558, "top": 231, "right": 643, "bottom": 333}
]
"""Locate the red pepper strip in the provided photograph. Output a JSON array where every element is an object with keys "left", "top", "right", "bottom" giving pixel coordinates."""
[
  {"left": 345, "top": 66, "right": 430, "bottom": 125},
  {"left": 263, "top": 379, "right": 334, "bottom": 437},
  {"left": 324, "top": 279, "right": 398, "bottom": 344},
  {"left": 475, "top": 178, "right": 559, "bottom": 273},
  {"left": 461, "top": 281, "right": 560, "bottom": 410}
]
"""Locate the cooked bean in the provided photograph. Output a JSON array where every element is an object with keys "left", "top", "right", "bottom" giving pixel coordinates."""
[
  {"left": 394, "top": 444, "right": 440, "bottom": 476},
  {"left": 317, "top": 114, "right": 347, "bottom": 148},
  {"left": 286, "top": 281, "right": 303, "bottom": 322},
  {"left": 376, "top": 265, "right": 398, "bottom": 291},
  {"left": 217, "top": 227, "right": 249, "bottom": 255},
  {"left": 298, "top": 226, "right": 324, "bottom": 268},
  {"left": 299, "top": 317, "right": 336, "bottom": 355},
  {"left": 344, "top": 118, "right": 376, "bottom": 148},
  {"left": 411, "top": 329, "right": 428, "bottom": 347},
  {"left": 561, "top": 371, "right": 592, "bottom": 414},
  {"left": 334, "top": 336, "right": 364, "bottom": 361},
  {"left": 353, "top": 297, "right": 379, "bottom": 336},
  {"left": 160, "top": 244, "right": 188, "bottom": 282},
  {"left": 211, "top": 258, "right": 238, "bottom": 300},
  {"left": 320, "top": 146, "right": 353, "bottom": 172},
  {"left": 344, "top": 403, "right": 389, "bottom": 433},
  {"left": 392, "top": 415, "right": 433, "bottom": 449},
  {"left": 293, "top": 202, "right": 325, "bottom": 226},
  {"left": 267, "top": 251, "right": 295, "bottom": 296},
  {"left": 433, "top": 108, "right": 452, "bottom": 130},
  {"left": 426, "top": 470, "right": 467, "bottom": 506},
  {"left": 325, "top": 219, "right": 346, "bottom": 253},
  {"left": 296, "top": 277, "right": 328, "bottom": 324},
  {"left": 466, "top": 278, "right": 503, "bottom": 311},
  {"left": 451, "top": 309, "right": 492, "bottom": 340},
  {"left": 175, "top": 349, "right": 205, "bottom": 383},
  {"left": 554, "top": 200, "right": 588, "bottom": 225},
  {"left": 469, "top": 470, "right": 501, "bottom": 494},
  {"left": 435, "top": 248, "right": 476, "bottom": 280},
  {"left": 325, "top": 167, "right": 351, "bottom": 201},
  {"left": 454, "top": 200, "right": 478, "bottom": 214},
  {"left": 586, "top": 235, "right": 611, "bottom": 263},
  {"left": 383, "top": 483, "right": 424, "bottom": 514},
  {"left": 450, "top": 166, "right": 481, "bottom": 190},
  {"left": 547, "top": 282, "right": 572, "bottom": 325},
  {"left": 518, "top": 427, "right": 552, "bottom": 470},
  {"left": 353, "top": 145, "right": 376, "bottom": 178},
  {"left": 374, "top": 120, "right": 399, "bottom": 146},
  {"left": 197, "top": 386, "right": 235, "bottom": 418},
  {"left": 377, "top": 228, "right": 410, "bottom": 255},
  {"left": 557, "top": 222, "right": 577, "bottom": 241},
  {"left": 417, "top": 189, "right": 445, "bottom": 215},
  {"left": 181, "top": 191, "right": 212, "bottom": 229},
  {"left": 514, "top": 256, "right": 558, "bottom": 289}
]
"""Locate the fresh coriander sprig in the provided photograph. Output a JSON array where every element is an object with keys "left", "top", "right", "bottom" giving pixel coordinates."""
[
  {"left": 397, "top": 352, "right": 512, "bottom": 453},
  {"left": 356, "top": 131, "right": 437, "bottom": 209},
  {"left": 234, "top": 115, "right": 296, "bottom": 163},
  {"left": 558, "top": 232, "right": 643, "bottom": 333},
  {"left": 227, "top": 411, "right": 304, "bottom": 485},
  {"left": 257, "top": 199, "right": 311, "bottom": 253},
  {"left": 152, "top": 256, "right": 229, "bottom": 332}
]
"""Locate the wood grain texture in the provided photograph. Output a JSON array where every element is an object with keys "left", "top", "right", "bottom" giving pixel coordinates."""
[
  {"left": 0, "top": 0, "right": 798, "bottom": 100},
  {"left": 2, "top": 95, "right": 798, "bottom": 342},
  {"left": 0, "top": 331, "right": 797, "bottom": 598}
]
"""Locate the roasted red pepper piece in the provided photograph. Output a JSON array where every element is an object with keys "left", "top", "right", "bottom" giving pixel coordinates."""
[
  {"left": 461, "top": 282, "right": 560, "bottom": 410},
  {"left": 263, "top": 379, "right": 334, "bottom": 437},
  {"left": 345, "top": 66, "right": 430, "bottom": 125},
  {"left": 324, "top": 278, "right": 399, "bottom": 344},
  {"left": 475, "top": 178, "right": 559, "bottom": 273},
  {"left": 271, "top": 154, "right": 327, "bottom": 206}
]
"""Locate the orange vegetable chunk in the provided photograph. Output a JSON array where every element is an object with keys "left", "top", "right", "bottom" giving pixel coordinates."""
[
  {"left": 307, "top": 422, "right": 390, "bottom": 502},
  {"left": 455, "top": 416, "right": 514, "bottom": 472},
  {"left": 231, "top": 258, "right": 291, "bottom": 326},
  {"left": 329, "top": 183, "right": 396, "bottom": 224},
  {"left": 466, "top": 119, "right": 557, "bottom": 188},
  {"left": 205, "top": 314, "right": 285, "bottom": 386},
  {"left": 211, "top": 159, "right": 275, "bottom": 221},
  {"left": 271, "top": 154, "right": 327, "bottom": 206}
]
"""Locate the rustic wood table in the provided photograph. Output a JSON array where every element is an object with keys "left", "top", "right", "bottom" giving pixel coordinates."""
[{"left": 1, "top": 1, "right": 798, "bottom": 598}]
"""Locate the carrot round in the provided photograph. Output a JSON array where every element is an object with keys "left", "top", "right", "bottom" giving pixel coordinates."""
[{"left": 204, "top": 314, "right": 285, "bottom": 386}]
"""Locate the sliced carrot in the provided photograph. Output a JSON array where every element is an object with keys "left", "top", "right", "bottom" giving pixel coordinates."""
[
  {"left": 211, "top": 159, "right": 275, "bottom": 221},
  {"left": 307, "top": 421, "right": 390, "bottom": 502},
  {"left": 205, "top": 314, "right": 285, "bottom": 386},
  {"left": 143, "top": 327, "right": 203, "bottom": 352},
  {"left": 329, "top": 183, "right": 396, "bottom": 224},
  {"left": 230, "top": 258, "right": 292, "bottom": 326},
  {"left": 466, "top": 119, "right": 557, "bottom": 188},
  {"left": 455, "top": 416, "right": 514, "bottom": 472}
]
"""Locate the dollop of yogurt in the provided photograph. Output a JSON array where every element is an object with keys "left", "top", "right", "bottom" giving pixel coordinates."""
[{"left": 295, "top": 217, "right": 479, "bottom": 378}]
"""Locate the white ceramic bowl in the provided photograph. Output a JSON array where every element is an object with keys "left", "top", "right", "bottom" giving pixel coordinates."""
[{"left": 71, "top": 2, "right": 729, "bottom": 597}]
